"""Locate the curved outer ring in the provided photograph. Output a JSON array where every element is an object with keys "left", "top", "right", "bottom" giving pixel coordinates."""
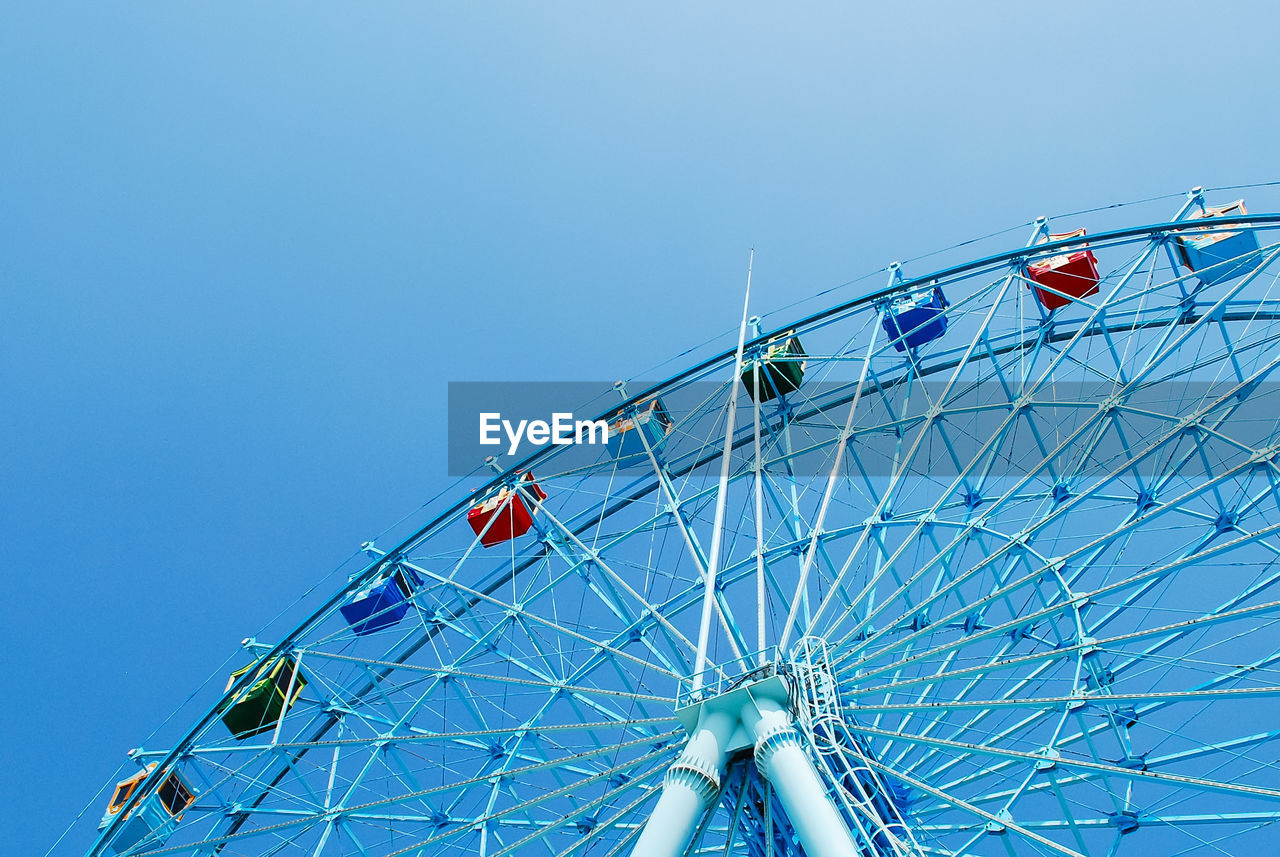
[{"left": 89, "top": 212, "right": 1280, "bottom": 855}]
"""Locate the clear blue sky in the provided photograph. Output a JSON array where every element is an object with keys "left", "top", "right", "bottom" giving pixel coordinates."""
[{"left": 3, "top": 3, "right": 1277, "bottom": 853}]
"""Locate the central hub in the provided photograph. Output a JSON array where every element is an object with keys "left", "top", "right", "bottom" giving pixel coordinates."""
[{"left": 673, "top": 674, "right": 792, "bottom": 753}]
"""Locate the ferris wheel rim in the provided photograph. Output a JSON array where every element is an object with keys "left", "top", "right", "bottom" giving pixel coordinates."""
[{"left": 85, "top": 200, "right": 1280, "bottom": 857}]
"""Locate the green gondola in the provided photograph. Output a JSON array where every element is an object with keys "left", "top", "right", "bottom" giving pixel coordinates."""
[
  {"left": 221, "top": 655, "right": 307, "bottom": 739},
  {"left": 741, "top": 332, "right": 806, "bottom": 402}
]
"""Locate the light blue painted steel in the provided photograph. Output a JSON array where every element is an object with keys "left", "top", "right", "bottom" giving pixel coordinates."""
[{"left": 84, "top": 190, "right": 1280, "bottom": 857}]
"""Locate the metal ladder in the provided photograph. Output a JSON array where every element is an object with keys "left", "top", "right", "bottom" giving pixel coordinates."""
[{"left": 789, "top": 637, "right": 925, "bottom": 857}]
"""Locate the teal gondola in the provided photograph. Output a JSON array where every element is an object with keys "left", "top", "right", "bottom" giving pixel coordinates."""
[
  {"left": 1175, "top": 200, "right": 1262, "bottom": 286},
  {"left": 606, "top": 398, "right": 672, "bottom": 459},
  {"left": 98, "top": 764, "right": 195, "bottom": 854}
]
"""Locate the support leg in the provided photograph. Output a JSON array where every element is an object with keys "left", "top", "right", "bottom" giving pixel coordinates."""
[
  {"left": 742, "top": 695, "right": 859, "bottom": 857},
  {"left": 630, "top": 708, "right": 734, "bottom": 857}
]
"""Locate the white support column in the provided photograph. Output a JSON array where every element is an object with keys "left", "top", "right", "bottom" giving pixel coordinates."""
[
  {"left": 630, "top": 707, "right": 735, "bottom": 857},
  {"left": 629, "top": 676, "right": 860, "bottom": 857},
  {"left": 742, "top": 694, "right": 859, "bottom": 857}
]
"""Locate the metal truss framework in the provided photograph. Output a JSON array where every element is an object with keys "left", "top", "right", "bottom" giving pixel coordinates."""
[{"left": 84, "top": 189, "right": 1280, "bottom": 857}]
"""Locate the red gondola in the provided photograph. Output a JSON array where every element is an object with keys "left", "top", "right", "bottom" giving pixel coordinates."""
[
  {"left": 1027, "top": 228, "right": 1099, "bottom": 310},
  {"left": 467, "top": 473, "right": 547, "bottom": 547}
]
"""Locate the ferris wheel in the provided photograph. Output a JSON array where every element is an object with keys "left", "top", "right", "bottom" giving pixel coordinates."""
[{"left": 83, "top": 186, "right": 1280, "bottom": 857}]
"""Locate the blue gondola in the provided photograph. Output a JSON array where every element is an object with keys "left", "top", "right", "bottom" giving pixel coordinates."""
[
  {"left": 340, "top": 565, "right": 422, "bottom": 635},
  {"left": 881, "top": 286, "right": 949, "bottom": 352},
  {"left": 98, "top": 764, "right": 195, "bottom": 854},
  {"left": 606, "top": 399, "right": 672, "bottom": 459},
  {"left": 1175, "top": 200, "right": 1262, "bottom": 286}
]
